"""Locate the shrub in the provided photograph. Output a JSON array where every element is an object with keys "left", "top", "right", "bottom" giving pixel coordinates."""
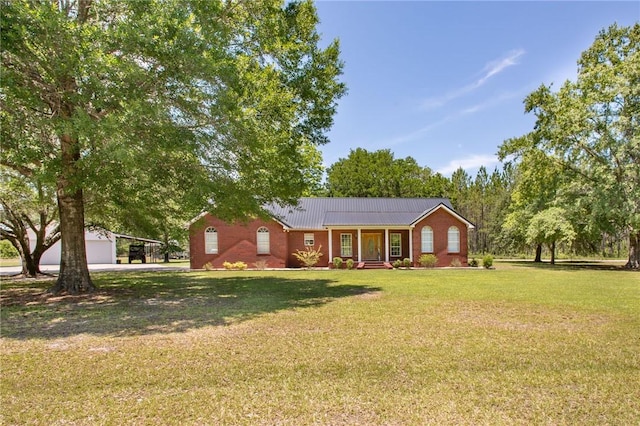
[
  {"left": 393, "top": 260, "right": 402, "bottom": 269},
  {"left": 292, "top": 245, "right": 323, "bottom": 268},
  {"left": 345, "top": 258, "right": 355, "bottom": 270},
  {"left": 483, "top": 254, "right": 494, "bottom": 269},
  {"left": 418, "top": 254, "right": 438, "bottom": 268},
  {"left": 203, "top": 261, "right": 214, "bottom": 271},
  {"left": 332, "top": 257, "right": 343, "bottom": 269},
  {"left": 0, "top": 240, "right": 19, "bottom": 259},
  {"left": 469, "top": 258, "right": 479, "bottom": 267},
  {"left": 402, "top": 258, "right": 412, "bottom": 268},
  {"left": 253, "top": 260, "right": 268, "bottom": 270},
  {"left": 450, "top": 258, "right": 462, "bottom": 267},
  {"left": 222, "top": 261, "right": 247, "bottom": 270}
]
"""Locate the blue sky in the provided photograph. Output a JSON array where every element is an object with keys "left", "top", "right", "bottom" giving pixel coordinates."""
[{"left": 314, "top": 1, "right": 639, "bottom": 176}]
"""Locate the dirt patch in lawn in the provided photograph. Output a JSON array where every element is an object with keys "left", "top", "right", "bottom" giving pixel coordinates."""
[{"left": 443, "top": 301, "right": 612, "bottom": 333}]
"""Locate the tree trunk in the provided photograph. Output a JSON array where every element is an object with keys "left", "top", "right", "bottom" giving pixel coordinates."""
[
  {"left": 550, "top": 241, "right": 556, "bottom": 265},
  {"left": 21, "top": 255, "right": 39, "bottom": 277},
  {"left": 50, "top": 188, "right": 95, "bottom": 294},
  {"left": 13, "top": 235, "right": 37, "bottom": 277},
  {"left": 534, "top": 244, "right": 542, "bottom": 263},
  {"left": 626, "top": 231, "right": 639, "bottom": 269}
]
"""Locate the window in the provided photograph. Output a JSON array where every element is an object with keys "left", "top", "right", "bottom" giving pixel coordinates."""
[
  {"left": 421, "top": 226, "right": 433, "bottom": 253},
  {"left": 257, "top": 227, "right": 270, "bottom": 254},
  {"left": 390, "top": 233, "right": 402, "bottom": 257},
  {"left": 205, "top": 227, "right": 218, "bottom": 254},
  {"left": 340, "top": 233, "right": 352, "bottom": 257},
  {"left": 304, "top": 233, "right": 315, "bottom": 247},
  {"left": 448, "top": 226, "right": 460, "bottom": 253}
]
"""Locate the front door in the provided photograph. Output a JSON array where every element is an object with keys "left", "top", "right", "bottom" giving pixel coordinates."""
[{"left": 362, "top": 233, "right": 382, "bottom": 261}]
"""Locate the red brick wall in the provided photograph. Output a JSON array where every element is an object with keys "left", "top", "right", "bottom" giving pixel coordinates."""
[
  {"left": 412, "top": 208, "right": 469, "bottom": 267},
  {"left": 189, "top": 214, "right": 288, "bottom": 269},
  {"left": 286, "top": 231, "right": 329, "bottom": 267}
]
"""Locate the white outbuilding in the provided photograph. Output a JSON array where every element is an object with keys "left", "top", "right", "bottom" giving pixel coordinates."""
[{"left": 29, "top": 228, "right": 118, "bottom": 265}]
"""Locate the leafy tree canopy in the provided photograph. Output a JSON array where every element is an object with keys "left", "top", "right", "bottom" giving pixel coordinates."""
[
  {"left": 499, "top": 23, "right": 640, "bottom": 268},
  {"left": 325, "top": 148, "right": 447, "bottom": 198},
  {"left": 1, "top": 0, "right": 346, "bottom": 292}
]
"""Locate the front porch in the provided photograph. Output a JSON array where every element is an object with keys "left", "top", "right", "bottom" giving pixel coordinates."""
[{"left": 327, "top": 227, "right": 413, "bottom": 265}]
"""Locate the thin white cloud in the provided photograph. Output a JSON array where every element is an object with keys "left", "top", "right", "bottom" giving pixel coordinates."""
[
  {"left": 382, "top": 90, "right": 523, "bottom": 149},
  {"left": 384, "top": 115, "right": 454, "bottom": 147},
  {"left": 477, "top": 49, "right": 525, "bottom": 86},
  {"left": 436, "top": 154, "right": 501, "bottom": 176},
  {"left": 459, "top": 90, "right": 523, "bottom": 115},
  {"left": 422, "top": 49, "right": 525, "bottom": 110}
]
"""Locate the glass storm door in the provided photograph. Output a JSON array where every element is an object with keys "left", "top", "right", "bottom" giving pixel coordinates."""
[{"left": 362, "top": 233, "right": 382, "bottom": 261}]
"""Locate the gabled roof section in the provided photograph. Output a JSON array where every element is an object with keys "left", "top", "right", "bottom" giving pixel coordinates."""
[
  {"left": 265, "top": 198, "right": 460, "bottom": 229},
  {"left": 410, "top": 203, "right": 475, "bottom": 229}
]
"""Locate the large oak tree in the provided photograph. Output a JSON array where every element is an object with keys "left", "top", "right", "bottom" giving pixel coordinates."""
[{"left": 1, "top": 0, "right": 346, "bottom": 292}]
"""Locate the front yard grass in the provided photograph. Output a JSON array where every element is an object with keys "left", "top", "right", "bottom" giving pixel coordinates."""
[{"left": 1, "top": 263, "right": 639, "bottom": 425}]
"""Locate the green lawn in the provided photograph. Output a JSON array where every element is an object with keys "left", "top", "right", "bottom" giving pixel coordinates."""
[{"left": 1, "top": 263, "right": 639, "bottom": 425}]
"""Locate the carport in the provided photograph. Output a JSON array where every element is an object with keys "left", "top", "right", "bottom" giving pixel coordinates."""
[{"left": 114, "top": 234, "right": 163, "bottom": 264}]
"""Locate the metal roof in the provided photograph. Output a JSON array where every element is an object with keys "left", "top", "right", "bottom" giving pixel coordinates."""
[{"left": 265, "top": 198, "right": 456, "bottom": 229}]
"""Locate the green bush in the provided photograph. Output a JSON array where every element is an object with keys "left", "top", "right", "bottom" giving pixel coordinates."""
[
  {"left": 345, "top": 258, "right": 355, "bottom": 270},
  {"left": 332, "top": 257, "right": 343, "bottom": 269},
  {"left": 0, "top": 240, "right": 19, "bottom": 259},
  {"left": 418, "top": 254, "right": 438, "bottom": 268},
  {"left": 392, "top": 260, "right": 402, "bottom": 269},
  {"left": 402, "top": 258, "right": 412, "bottom": 268},
  {"left": 483, "top": 254, "right": 494, "bottom": 269},
  {"left": 469, "top": 258, "right": 479, "bottom": 267}
]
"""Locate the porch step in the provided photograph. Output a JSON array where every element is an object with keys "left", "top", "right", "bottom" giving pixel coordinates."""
[{"left": 359, "top": 261, "right": 393, "bottom": 270}]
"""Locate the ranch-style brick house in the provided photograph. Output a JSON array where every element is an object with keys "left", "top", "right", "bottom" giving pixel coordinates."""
[{"left": 189, "top": 198, "right": 474, "bottom": 269}]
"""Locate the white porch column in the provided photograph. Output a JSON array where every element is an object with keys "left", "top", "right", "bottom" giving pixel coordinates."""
[
  {"left": 357, "top": 228, "right": 362, "bottom": 262},
  {"left": 327, "top": 229, "right": 333, "bottom": 263},
  {"left": 409, "top": 227, "right": 414, "bottom": 263},
  {"left": 384, "top": 228, "right": 389, "bottom": 262}
]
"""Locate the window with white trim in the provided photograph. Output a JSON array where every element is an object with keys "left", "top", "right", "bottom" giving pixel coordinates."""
[
  {"left": 205, "top": 227, "right": 218, "bottom": 254},
  {"left": 421, "top": 226, "right": 433, "bottom": 253},
  {"left": 304, "top": 233, "right": 315, "bottom": 247},
  {"left": 257, "top": 227, "right": 270, "bottom": 254},
  {"left": 340, "top": 233, "right": 352, "bottom": 257},
  {"left": 448, "top": 226, "right": 460, "bottom": 253},
  {"left": 390, "top": 233, "right": 402, "bottom": 257}
]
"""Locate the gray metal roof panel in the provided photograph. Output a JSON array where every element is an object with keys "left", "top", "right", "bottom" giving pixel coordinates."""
[
  {"left": 323, "top": 211, "right": 422, "bottom": 226},
  {"left": 265, "top": 198, "right": 453, "bottom": 229}
]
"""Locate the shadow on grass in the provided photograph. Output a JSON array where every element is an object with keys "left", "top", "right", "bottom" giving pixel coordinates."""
[
  {"left": 0, "top": 271, "right": 381, "bottom": 340},
  {"left": 502, "top": 260, "right": 630, "bottom": 271}
]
